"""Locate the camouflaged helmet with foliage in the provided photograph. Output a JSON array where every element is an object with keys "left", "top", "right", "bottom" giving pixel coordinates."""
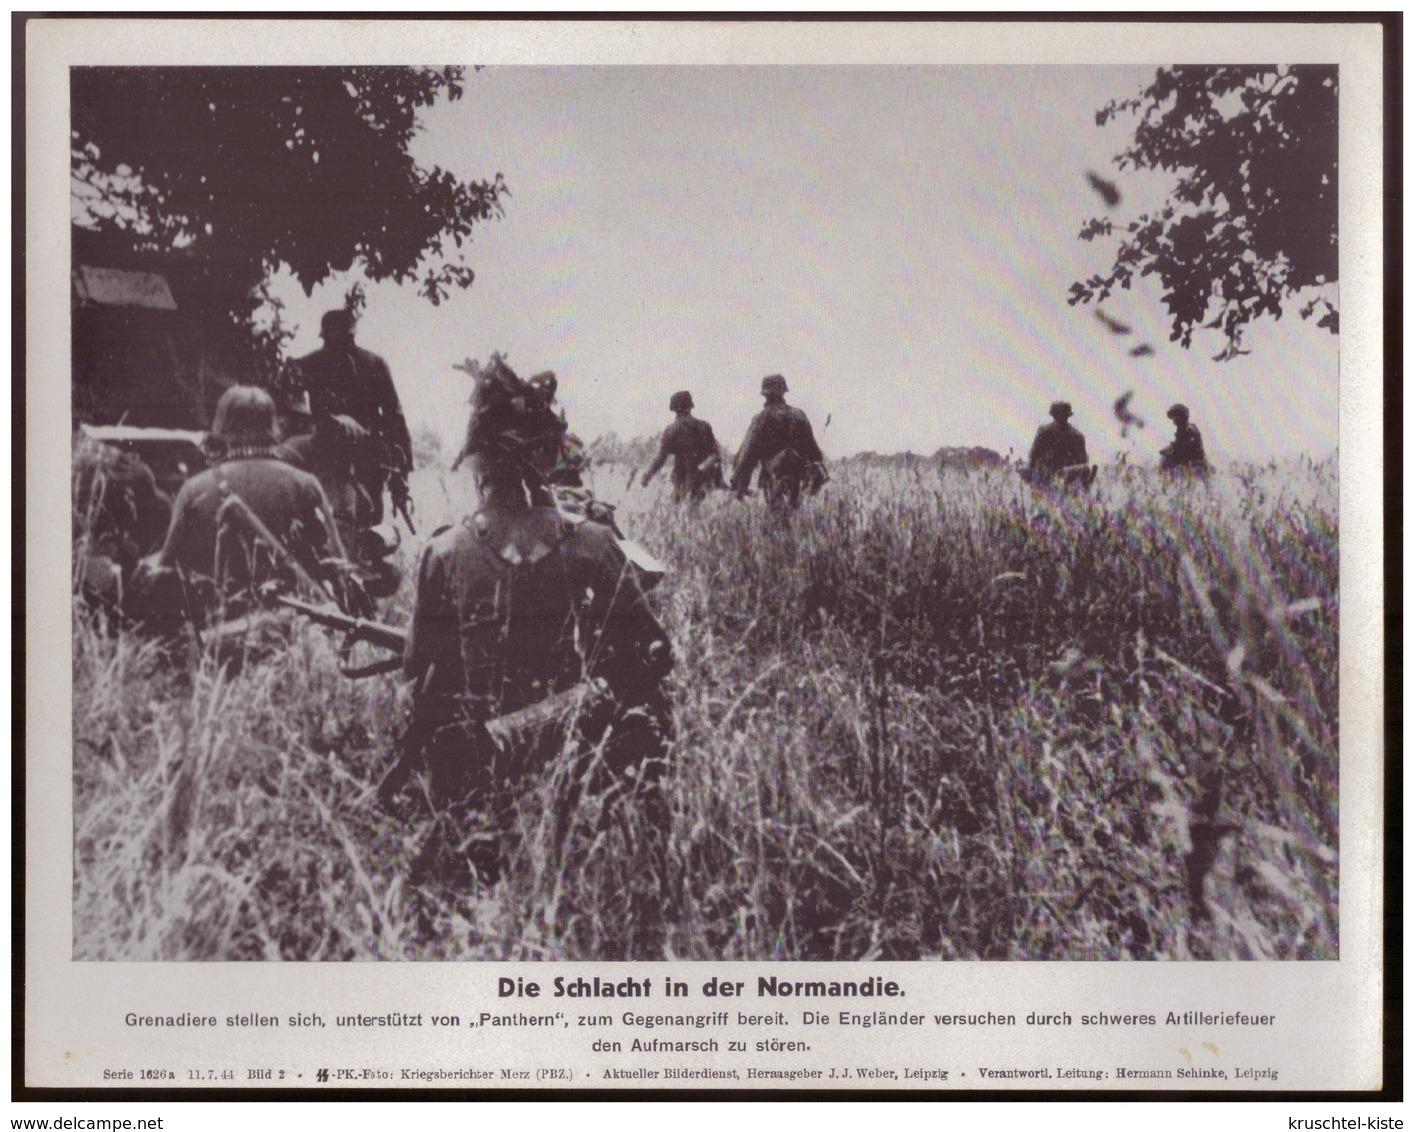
[{"left": 463, "top": 356, "right": 567, "bottom": 462}]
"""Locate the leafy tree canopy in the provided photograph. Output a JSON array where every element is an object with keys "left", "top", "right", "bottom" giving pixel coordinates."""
[
  {"left": 71, "top": 66, "right": 507, "bottom": 319},
  {"left": 1070, "top": 65, "right": 1337, "bottom": 361}
]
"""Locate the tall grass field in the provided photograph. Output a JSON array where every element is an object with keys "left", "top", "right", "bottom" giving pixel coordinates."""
[{"left": 72, "top": 456, "right": 1339, "bottom": 960}]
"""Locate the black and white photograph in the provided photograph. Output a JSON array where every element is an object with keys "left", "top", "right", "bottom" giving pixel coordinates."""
[{"left": 25, "top": 15, "right": 1389, "bottom": 1097}]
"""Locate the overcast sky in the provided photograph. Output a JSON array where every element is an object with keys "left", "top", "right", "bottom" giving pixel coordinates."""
[{"left": 270, "top": 65, "right": 1340, "bottom": 463}]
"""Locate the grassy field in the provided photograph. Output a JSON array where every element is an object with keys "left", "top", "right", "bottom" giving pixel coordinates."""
[{"left": 72, "top": 454, "right": 1339, "bottom": 960}]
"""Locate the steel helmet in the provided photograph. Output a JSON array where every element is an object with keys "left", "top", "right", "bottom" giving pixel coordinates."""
[
  {"left": 210, "top": 385, "right": 278, "bottom": 445},
  {"left": 1167, "top": 403, "right": 1190, "bottom": 423},
  {"left": 669, "top": 390, "right": 694, "bottom": 412},
  {"left": 762, "top": 374, "right": 789, "bottom": 397},
  {"left": 1049, "top": 400, "right": 1074, "bottom": 421}
]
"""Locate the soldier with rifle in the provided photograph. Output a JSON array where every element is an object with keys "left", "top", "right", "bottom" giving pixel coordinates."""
[
  {"left": 391, "top": 356, "right": 674, "bottom": 833},
  {"left": 292, "top": 309, "right": 415, "bottom": 532},
  {"left": 730, "top": 374, "right": 828, "bottom": 511},
  {"left": 641, "top": 391, "right": 726, "bottom": 503}
]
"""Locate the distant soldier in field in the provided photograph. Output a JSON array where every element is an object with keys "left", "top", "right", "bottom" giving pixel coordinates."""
[
  {"left": 1160, "top": 403, "right": 1211, "bottom": 478},
  {"left": 730, "top": 374, "right": 828, "bottom": 510},
  {"left": 139, "top": 385, "right": 348, "bottom": 617},
  {"left": 293, "top": 309, "right": 414, "bottom": 527},
  {"left": 399, "top": 357, "right": 674, "bottom": 824},
  {"left": 641, "top": 391, "right": 725, "bottom": 502},
  {"left": 1026, "top": 400, "right": 1095, "bottom": 488}
]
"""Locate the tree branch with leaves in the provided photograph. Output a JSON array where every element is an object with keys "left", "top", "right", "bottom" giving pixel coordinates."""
[
  {"left": 1070, "top": 65, "right": 1337, "bottom": 361},
  {"left": 71, "top": 66, "right": 507, "bottom": 321}
]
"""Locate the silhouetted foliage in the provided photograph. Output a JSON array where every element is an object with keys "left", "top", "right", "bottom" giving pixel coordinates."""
[
  {"left": 71, "top": 67, "right": 507, "bottom": 325},
  {"left": 1070, "top": 66, "right": 1337, "bottom": 361}
]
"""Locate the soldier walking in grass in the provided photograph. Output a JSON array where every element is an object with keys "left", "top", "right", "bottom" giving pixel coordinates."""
[
  {"left": 1160, "top": 403, "right": 1211, "bottom": 479},
  {"left": 641, "top": 390, "right": 725, "bottom": 503},
  {"left": 1026, "top": 400, "right": 1096, "bottom": 488},
  {"left": 293, "top": 309, "right": 414, "bottom": 528},
  {"left": 397, "top": 357, "right": 674, "bottom": 874},
  {"left": 730, "top": 374, "right": 827, "bottom": 511}
]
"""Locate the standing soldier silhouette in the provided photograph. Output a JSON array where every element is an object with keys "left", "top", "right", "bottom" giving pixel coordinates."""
[
  {"left": 398, "top": 357, "right": 674, "bottom": 838},
  {"left": 293, "top": 310, "right": 414, "bottom": 528},
  {"left": 730, "top": 374, "right": 827, "bottom": 511},
  {"left": 1026, "top": 400, "right": 1095, "bottom": 488},
  {"left": 641, "top": 391, "right": 725, "bottom": 502},
  {"left": 1160, "top": 403, "right": 1211, "bottom": 478}
]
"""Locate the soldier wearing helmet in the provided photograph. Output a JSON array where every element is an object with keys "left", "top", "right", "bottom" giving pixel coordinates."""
[
  {"left": 730, "top": 375, "right": 827, "bottom": 510},
  {"left": 641, "top": 390, "right": 725, "bottom": 502},
  {"left": 139, "top": 385, "right": 348, "bottom": 615},
  {"left": 1160, "top": 403, "right": 1210, "bottom": 478},
  {"left": 292, "top": 309, "right": 414, "bottom": 527},
  {"left": 400, "top": 357, "right": 674, "bottom": 822},
  {"left": 1027, "top": 400, "right": 1092, "bottom": 486},
  {"left": 527, "top": 370, "right": 595, "bottom": 490}
]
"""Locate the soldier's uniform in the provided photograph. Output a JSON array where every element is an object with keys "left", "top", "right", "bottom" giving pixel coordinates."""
[
  {"left": 145, "top": 387, "right": 346, "bottom": 614},
  {"left": 402, "top": 358, "right": 673, "bottom": 809},
  {"left": 1161, "top": 404, "right": 1210, "bottom": 477},
  {"left": 1027, "top": 402, "right": 1091, "bottom": 484},
  {"left": 157, "top": 450, "right": 345, "bottom": 605},
  {"left": 731, "top": 375, "right": 826, "bottom": 510},
  {"left": 278, "top": 410, "right": 369, "bottom": 529},
  {"left": 293, "top": 310, "right": 413, "bottom": 524},
  {"left": 642, "top": 392, "right": 724, "bottom": 502}
]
